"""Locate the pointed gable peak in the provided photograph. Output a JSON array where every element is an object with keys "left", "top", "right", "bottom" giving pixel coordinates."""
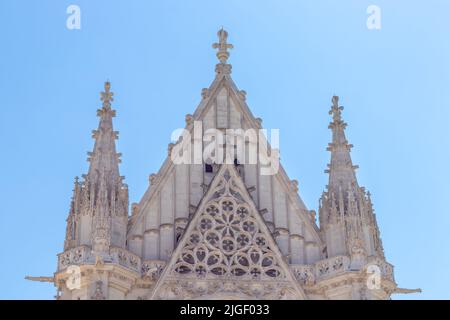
[{"left": 188, "top": 30, "right": 264, "bottom": 129}]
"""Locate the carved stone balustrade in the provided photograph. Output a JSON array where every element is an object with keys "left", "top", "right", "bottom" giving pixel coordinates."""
[
  {"left": 315, "top": 255, "right": 350, "bottom": 279},
  {"left": 291, "top": 256, "right": 349, "bottom": 285},
  {"left": 58, "top": 245, "right": 91, "bottom": 270},
  {"left": 291, "top": 255, "right": 396, "bottom": 287},
  {"left": 291, "top": 264, "right": 316, "bottom": 286},
  {"left": 110, "top": 247, "right": 142, "bottom": 273}
]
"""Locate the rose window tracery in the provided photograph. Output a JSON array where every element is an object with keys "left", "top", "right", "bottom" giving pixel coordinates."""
[{"left": 172, "top": 172, "right": 284, "bottom": 280}]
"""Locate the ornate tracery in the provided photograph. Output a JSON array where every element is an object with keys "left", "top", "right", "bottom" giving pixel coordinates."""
[{"left": 170, "top": 169, "right": 285, "bottom": 281}]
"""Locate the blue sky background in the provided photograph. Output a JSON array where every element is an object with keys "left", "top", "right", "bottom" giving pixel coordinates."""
[{"left": 0, "top": 0, "right": 448, "bottom": 299}]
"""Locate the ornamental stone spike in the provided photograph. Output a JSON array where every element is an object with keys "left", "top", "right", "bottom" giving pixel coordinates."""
[
  {"left": 329, "top": 95, "right": 343, "bottom": 123},
  {"left": 62, "top": 81, "right": 129, "bottom": 257},
  {"left": 100, "top": 81, "right": 114, "bottom": 109},
  {"left": 212, "top": 28, "right": 233, "bottom": 64},
  {"left": 319, "top": 95, "right": 385, "bottom": 263},
  {"left": 326, "top": 95, "right": 355, "bottom": 186}
]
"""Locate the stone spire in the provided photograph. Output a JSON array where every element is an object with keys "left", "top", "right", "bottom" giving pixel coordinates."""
[
  {"left": 63, "top": 176, "right": 81, "bottom": 250},
  {"left": 319, "top": 96, "right": 384, "bottom": 264},
  {"left": 87, "top": 81, "right": 121, "bottom": 181},
  {"left": 325, "top": 96, "right": 358, "bottom": 189},
  {"left": 63, "top": 81, "right": 129, "bottom": 254}
]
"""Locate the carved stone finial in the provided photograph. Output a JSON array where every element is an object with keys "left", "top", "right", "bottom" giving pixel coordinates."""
[
  {"left": 185, "top": 114, "right": 193, "bottom": 125},
  {"left": 329, "top": 95, "right": 344, "bottom": 123},
  {"left": 239, "top": 90, "right": 247, "bottom": 101},
  {"left": 201, "top": 88, "right": 209, "bottom": 99},
  {"left": 212, "top": 28, "right": 233, "bottom": 64},
  {"left": 291, "top": 179, "right": 299, "bottom": 193},
  {"left": 309, "top": 210, "right": 316, "bottom": 221},
  {"left": 332, "top": 95, "right": 339, "bottom": 107},
  {"left": 149, "top": 173, "right": 158, "bottom": 185},
  {"left": 131, "top": 203, "right": 139, "bottom": 216},
  {"left": 100, "top": 81, "right": 114, "bottom": 109}
]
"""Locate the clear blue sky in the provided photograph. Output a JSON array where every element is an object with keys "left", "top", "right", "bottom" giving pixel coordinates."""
[{"left": 0, "top": 0, "right": 448, "bottom": 299}]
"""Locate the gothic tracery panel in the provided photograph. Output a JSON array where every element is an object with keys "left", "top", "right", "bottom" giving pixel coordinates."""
[{"left": 170, "top": 169, "right": 286, "bottom": 281}]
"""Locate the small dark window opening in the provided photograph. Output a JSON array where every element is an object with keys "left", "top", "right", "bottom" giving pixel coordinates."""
[
  {"left": 234, "top": 158, "right": 240, "bottom": 166},
  {"left": 205, "top": 163, "right": 213, "bottom": 173},
  {"left": 176, "top": 228, "right": 183, "bottom": 243}
]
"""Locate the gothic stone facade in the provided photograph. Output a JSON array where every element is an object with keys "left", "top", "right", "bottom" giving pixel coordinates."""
[{"left": 28, "top": 29, "right": 416, "bottom": 300}]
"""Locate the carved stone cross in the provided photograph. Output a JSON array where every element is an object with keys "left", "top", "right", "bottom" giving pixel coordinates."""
[{"left": 212, "top": 28, "right": 233, "bottom": 64}]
